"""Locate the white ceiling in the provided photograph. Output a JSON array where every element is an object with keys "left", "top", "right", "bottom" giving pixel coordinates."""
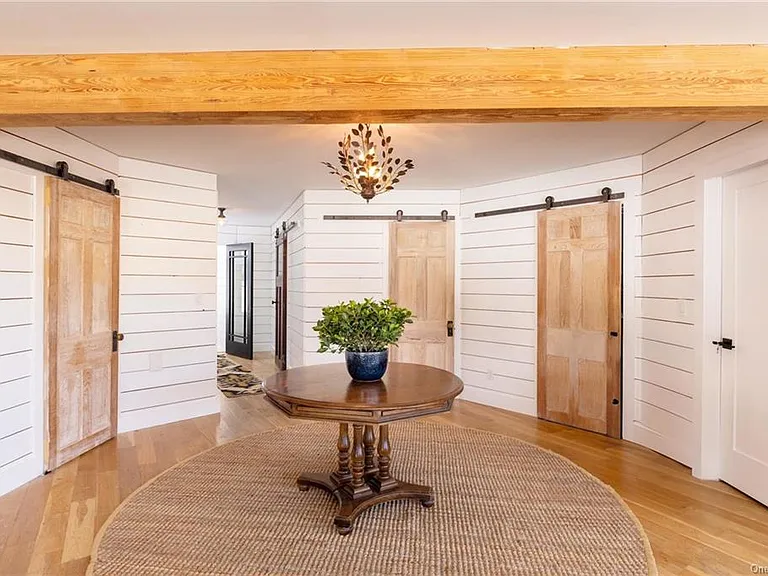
[
  {"left": 70, "top": 122, "right": 694, "bottom": 224},
  {"left": 0, "top": 1, "right": 733, "bottom": 222},
  {"left": 1, "top": 2, "right": 768, "bottom": 53}
]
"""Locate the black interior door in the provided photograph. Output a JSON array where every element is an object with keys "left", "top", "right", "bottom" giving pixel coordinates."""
[
  {"left": 226, "top": 243, "right": 253, "bottom": 359},
  {"left": 275, "top": 234, "right": 288, "bottom": 370}
]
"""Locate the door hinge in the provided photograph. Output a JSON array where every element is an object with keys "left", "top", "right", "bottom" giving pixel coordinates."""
[
  {"left": 112, "top": 330, "right": 124, "bottom": 352},
  {"left": 447, "top": 320, "right": 454, "bottom": 337},
  {"left": 712, "top": 337, "right": 735, "bottom": 350}
]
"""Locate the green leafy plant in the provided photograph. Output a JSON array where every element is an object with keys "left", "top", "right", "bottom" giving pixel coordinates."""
[{"left": 313, "top": 298, "right": 414, "bottom": 353}]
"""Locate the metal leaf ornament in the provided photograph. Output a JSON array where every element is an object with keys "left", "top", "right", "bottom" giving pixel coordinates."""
[{"left": 322, "top": 123, "right": 415, "bottom": 202}]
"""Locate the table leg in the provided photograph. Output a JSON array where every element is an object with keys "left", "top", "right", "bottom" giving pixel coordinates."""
[
  {"left": 297, "top": 422, "right": 434, "bottom": 536},
  {"left": 363, "top": 425, "right": 377, "bottom": 476},
  {"left": 298, "top": 423, "right": 351, "bottom": 492},
  {"left": 341, "top": 424, "right": 373, "bottom": 500},
  {"left": 369, "top": 424, "right": 397, "bottom": 492},
  {"left": 330, "top": 423, "right": 352, "bottom": 485}
]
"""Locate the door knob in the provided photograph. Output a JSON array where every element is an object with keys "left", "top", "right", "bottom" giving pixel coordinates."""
[
  {"left": 712, "top": 337, "right": 735, "bottom": 350},
  {"left": 112, "top": 331, "right": 124, "bottom": 352},
  {"left": 447, "top": 320, "right": 454, "bottom": 337}
]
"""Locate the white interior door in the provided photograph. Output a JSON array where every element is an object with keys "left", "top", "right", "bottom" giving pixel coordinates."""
[{"left": 721, "top": 162, "right": 768, "bottom": 506}]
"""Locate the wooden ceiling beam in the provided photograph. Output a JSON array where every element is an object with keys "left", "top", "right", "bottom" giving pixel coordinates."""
[{"left": 1, "top": 46, "right": 768, "bottom": 125}]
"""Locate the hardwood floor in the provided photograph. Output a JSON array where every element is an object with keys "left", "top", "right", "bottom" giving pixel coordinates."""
[{"left": 1, "top": 355, "right": 767, "bottom": 575}]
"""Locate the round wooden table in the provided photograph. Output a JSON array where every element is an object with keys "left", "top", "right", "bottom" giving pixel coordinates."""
[{"left": 262, "top": 362, "right": 464, "bottom": 535}]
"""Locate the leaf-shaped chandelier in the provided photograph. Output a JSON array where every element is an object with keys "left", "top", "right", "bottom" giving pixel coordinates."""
[{"left": 322, "top": 124, "right": 415, "bottom": 202}]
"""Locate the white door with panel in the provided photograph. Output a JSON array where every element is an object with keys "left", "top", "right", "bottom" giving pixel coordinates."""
[{"left": 720, "top": 163, "right": 768, "bottom": 506}]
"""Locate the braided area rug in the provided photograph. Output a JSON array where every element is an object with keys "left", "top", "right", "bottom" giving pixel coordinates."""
[{"left": 88, "top": 421, "right": 656, "bottom": 576}]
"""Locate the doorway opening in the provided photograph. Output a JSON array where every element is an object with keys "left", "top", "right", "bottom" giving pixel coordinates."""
[{"left": 225, "top": 243, "right": 254, "bottom": 360}]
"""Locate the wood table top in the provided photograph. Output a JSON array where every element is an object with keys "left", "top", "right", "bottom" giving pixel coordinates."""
[{"left": 262, "top": 363, "right": 464, "bottom": 422}]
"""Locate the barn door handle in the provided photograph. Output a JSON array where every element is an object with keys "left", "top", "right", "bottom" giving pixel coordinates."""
[
  {"left": 112, "top": 331, "right": 124, "bottom": 352},
  {"left": 447, "top": 321, "right": 454, "bottom": 337}
]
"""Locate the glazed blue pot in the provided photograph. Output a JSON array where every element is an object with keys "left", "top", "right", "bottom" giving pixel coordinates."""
[{"left": 345, "top": 350, "right": 389, "bottom": 382}]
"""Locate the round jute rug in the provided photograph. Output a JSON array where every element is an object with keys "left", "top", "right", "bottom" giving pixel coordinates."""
[{"left": 88, "top": 421, "right": 656, "bottom": 576}]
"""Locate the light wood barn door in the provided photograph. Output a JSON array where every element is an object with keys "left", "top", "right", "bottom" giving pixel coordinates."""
[
  {"left": 537, "top": 203, "right": 621, "bottom": 437},
  {"left": 389, "top": 221, "right": 455, "bottom": 371},
  {"left": 45, "top": 177, "right": 119, "bottom": 470}
]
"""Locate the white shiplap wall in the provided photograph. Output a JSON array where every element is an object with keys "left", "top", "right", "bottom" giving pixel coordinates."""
[
  {"left": 0, "top": 164, "right": 37, "bottom": 496},
  {"left": 636, "top": 120, "right": 768, "bottom": 470},
  {"left": 459, "top": 158, "right": 642, "bottom": 417},
  {"left": 0, "top": 127, "right": 120, "bottom": 495},
  {"left": 117, "top": 158, "right": 219, "bottom": 432},
  {"left": 273, "top": 193, "right": 306, "bottom": 368},
  {"left": 216, "top": 223, "right": 274, "bottom": 353},
  {"left": 300, "top": 189, "right": 460, "bottom": 367}
]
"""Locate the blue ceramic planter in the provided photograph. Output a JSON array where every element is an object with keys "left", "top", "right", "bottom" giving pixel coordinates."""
[{"left": 345, "top": 350, "right": 388, "bottom": 382}]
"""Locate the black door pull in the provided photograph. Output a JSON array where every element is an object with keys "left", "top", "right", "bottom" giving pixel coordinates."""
[{"left": 712, "top": 338, "right": 735, "bottom": 350}]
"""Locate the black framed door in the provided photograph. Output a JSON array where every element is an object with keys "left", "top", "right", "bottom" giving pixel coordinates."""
[
  {"left": 226, "top": 243, "right": 253, "bottom": 359},
  {"left": 274, "top": 233, "right": 288, "bottom": 370}
]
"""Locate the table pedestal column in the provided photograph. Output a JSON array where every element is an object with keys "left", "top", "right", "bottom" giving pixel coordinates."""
[{"left": 297, "top": 423, "right": 434, "bottom": 535}]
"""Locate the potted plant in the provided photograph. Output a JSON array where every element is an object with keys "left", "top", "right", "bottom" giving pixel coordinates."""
[{"left": 313, "top": 298, "right": 413, "bottom": 382}]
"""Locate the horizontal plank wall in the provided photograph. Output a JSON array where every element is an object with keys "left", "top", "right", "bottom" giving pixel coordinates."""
[
  {"left": 0, "top": 127, "right": 119, "bottom": 496},
  {"left": 301, "top": 189, "right": 460, "bottom": 367},
  {"left": 0, "top": 164, "right": 36, "bottom": 496},
  {"left": 638, "top": 120, "right": 767, "bottom": 470},
  {"left": 273, "top": 194, "right": 305, "bottom": 368},
  {"left": 217, "top": 223, "right": 273, "bottom": 353},
  {"left": 459, "top": 158, "right": 642, "bottom": 417},
  {"left": 117, "top": 157, "right": 219, "bottom": 433}
]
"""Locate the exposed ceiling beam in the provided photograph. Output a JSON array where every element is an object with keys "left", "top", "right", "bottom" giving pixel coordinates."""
[{"left": 1, "top": 46, "right": 768, "bottom": 126}]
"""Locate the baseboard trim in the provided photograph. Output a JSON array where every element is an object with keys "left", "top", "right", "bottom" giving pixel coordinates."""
[
  {"left": 118, "top": 395, "right": 220, "bottom": 433},
  {"left": 459, "top": 385, "right": 536, "bottom": 417},
  {"left": 0, "top": 453, "right": 40, "bottom": 497}
]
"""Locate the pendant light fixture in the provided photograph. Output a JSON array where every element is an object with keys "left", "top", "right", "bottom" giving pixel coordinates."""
[{"left": 322, "top": 124, "right": 415, "bottom": 202}]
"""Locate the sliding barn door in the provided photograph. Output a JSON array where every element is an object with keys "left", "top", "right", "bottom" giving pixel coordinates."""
[
  {"left": 537, "top": 203, "right": 621, "bottom": 437},
  {"left": 389, "top": 221, "right": 455, "bottom": 371},
  {"left": 274, "top": 233, "right": 288, "bottom": 370},
  {"left": 45, "top": 177, "right": 119, "bottom": 470}
]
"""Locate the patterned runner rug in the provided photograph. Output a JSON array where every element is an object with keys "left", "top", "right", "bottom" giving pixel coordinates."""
[{"left": 216, "top": 353, "right": 263, "bottom": 397}]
